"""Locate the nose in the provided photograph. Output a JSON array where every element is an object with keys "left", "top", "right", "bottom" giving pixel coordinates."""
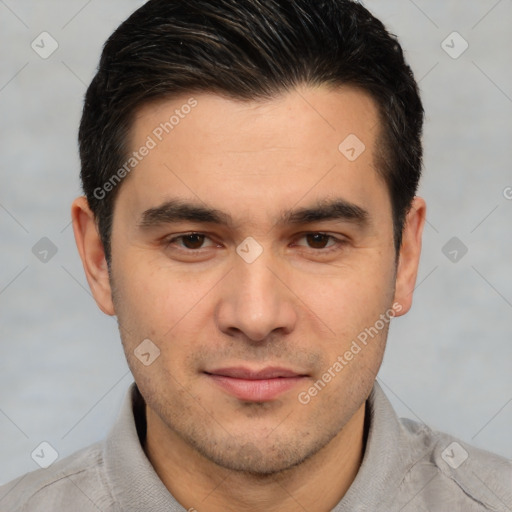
[{"left": 215, "top": 252, "right": 298, "bottom": 342}]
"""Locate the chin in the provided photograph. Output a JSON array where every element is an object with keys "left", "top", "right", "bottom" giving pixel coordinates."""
[{"left": 189, "top": 430, "right": 330, "bottom": 477}]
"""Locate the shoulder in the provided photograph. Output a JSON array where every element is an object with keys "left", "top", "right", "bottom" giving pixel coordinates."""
[
  {"left": 0, "top": 441, "right": 117, "bottom": 512},
  {"left": 397, "top": 417, "right": 512, "bottom": 511}
]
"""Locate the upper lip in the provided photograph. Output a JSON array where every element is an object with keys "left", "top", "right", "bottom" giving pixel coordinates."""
[{"left": 205, "top": 367, "right": 305, "bottom": 380}]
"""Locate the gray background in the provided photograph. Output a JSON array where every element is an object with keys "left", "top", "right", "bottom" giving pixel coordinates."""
[{"left": 1, "top": 0, "right": 511, "bottom": 485}]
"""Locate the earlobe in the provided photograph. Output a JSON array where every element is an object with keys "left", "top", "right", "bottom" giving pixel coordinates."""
[
  {"left": 71, "top": 196, "right": 115, "bottom": 316},
  {"left": 393, "top": 196, "right": 427, "bottom": 316}
]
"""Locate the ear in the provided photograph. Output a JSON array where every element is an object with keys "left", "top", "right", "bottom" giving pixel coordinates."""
[
  {"left": 393, "top": 196, "right": 427, "bottom": 316},
  {"left": 71, "top": 196, "right": 115, "bottom": 316}
]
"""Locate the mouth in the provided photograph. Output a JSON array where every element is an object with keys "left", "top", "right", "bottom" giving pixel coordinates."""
[{"left": 204, "top": 366, "right": 308, "bottom": 402}]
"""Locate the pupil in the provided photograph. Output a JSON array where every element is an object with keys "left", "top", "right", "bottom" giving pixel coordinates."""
[
  {"left": 183, "top": 234, "right": 204, "bottom": 249},
  {"left": 307, "top": 234, "right": 328, "bottom": 249}
]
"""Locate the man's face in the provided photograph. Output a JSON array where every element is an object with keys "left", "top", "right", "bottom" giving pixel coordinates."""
[{"left": 106, "top": 86, "right": 407, "bottom": 474}]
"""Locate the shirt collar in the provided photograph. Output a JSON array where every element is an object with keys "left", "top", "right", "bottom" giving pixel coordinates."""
[
  {"left": 104, "top": 383, "right": 184, "bottom": 511},
  {"left": 332, "top": 381, "right": 417, "bottom": 511}
]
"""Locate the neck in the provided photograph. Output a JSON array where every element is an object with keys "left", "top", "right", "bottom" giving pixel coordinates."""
[{"left": 144, "top": 403, "right": 367, "bottom": 512}]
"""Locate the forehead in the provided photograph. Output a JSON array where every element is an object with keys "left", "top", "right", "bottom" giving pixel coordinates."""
[
  {"left": 132, "top": 85, "right": 380, "bottom": 151},
  {"left": 118, "top": 85, "right": 386, "bottom": 224}
]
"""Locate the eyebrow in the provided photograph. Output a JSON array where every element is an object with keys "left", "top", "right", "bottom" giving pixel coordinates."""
[
  {"left": 139, "top": 200, "right": 231, "bottom": 228},
  {"left": 280, "top": 199, "right": 369, "bottom": 227},
  {"left": 138, "top": 198, "right": 370, "bottom": 230}
]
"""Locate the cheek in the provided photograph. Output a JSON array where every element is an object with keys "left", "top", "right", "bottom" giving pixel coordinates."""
[
  {"left": 112, "top": 255, "right": 221, "bottom": 344},
  {"left": 292, "top": 257, "right": 396, "bottom": 337}
]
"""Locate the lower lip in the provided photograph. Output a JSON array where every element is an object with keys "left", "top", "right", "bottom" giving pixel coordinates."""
[{"left": 207, "top": 374, "right": 306, "bottom": 402}]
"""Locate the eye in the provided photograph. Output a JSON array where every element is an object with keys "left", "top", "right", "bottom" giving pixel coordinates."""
[
  {"left": 294, "top": 233, "right": 342, "bottom": 250},
  {"left": 165, "top": 233, "right": 217, "bottom": 251}
]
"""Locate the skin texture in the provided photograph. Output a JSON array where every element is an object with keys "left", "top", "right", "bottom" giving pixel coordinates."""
[{"left": 72, "top": 85, "right": 426, "bottom": 512}]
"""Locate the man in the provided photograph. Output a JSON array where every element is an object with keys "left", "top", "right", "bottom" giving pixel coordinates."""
[{"left": 1, "top": 0, "right": 510, "bottom": 510}]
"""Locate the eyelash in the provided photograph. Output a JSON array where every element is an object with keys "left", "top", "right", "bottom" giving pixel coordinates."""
[
  {"left": 163, "top": 232, "right": 347, "bottom": 254},
  {"left": 164, "top": 233, "right": 218, "bottom": 251}
]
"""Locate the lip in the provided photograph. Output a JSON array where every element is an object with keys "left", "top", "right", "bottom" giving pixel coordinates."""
[{"left": 205, "top": 366, "right": 307, "bottom": 402}]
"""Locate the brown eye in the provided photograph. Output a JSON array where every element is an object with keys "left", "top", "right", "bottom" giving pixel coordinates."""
[
  {"left": 180, "top": 234, "right": 206, "bottom": 249},
  {"left": 306, "top": 233, "right": 332, "bottom": 249}
]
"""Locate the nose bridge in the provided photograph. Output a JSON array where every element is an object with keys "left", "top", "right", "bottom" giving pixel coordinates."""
[
  {"left": 239, "top": 255, "right": 277, "bottom": 305},
  {"left": 216, "top": 248, "right": 296, "bottom": 341}
]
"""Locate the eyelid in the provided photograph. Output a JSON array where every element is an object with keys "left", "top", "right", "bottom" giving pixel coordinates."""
[
  {"left": 292, "top": 232, "right": 347, "bottom": 251},
  {"left": 164, "top": 232, "right": 219, "bottom": 250}
]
